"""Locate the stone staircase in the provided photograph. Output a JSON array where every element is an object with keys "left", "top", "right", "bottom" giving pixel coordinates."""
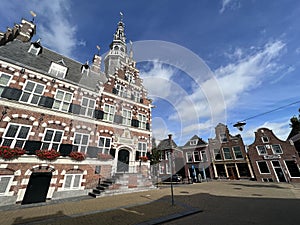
[{"left": 88, "top": 173, "right": 154, "bottom": 198}]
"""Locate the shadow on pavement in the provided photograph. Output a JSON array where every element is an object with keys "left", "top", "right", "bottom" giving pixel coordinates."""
[{"left": 228, "top": 182, "right": 289, "bottom": 189}]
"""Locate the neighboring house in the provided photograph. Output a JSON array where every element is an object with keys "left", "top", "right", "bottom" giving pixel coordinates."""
[
  {"left": 180, "top": 135, "right": 213, "bottom": 182},
  {"left": 208, "top": 123, "right": 254, "bottom": 180},
  {"left": 248, "top": 127, "right": 300, "bottom": 183},
  {"left": 156, "top": 135, "right": 185, "bottom": 180},
  {"left": 0, "top": 17, "right": 152, "bottom": 206}
]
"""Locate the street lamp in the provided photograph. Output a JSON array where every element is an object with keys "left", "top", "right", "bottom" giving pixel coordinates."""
[{"left": 168, "top": 134, "right": 175, "bottom": 206}]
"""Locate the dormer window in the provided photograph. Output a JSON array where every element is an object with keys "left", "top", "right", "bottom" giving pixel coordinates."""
[
  {"left": 262, "top": 136, "right": 269, "bottom": 143},
  {"left": 28, "top": 41, "right": 42, "bottom": 55},
  {"left": 190, "top": 140, "right": 198, "bottom": 145},
  {"left": 48, "top": 62, "right": 67, "bottom": 78},
  {"left": 81, "top": 63, "right": 89, "bottom": 74}
]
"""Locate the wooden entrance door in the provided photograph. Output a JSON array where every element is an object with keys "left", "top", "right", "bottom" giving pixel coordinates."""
[
  {"left": 22, "top": 172, "right": 52, "bottom": 205},
  {"left": 117, "top": 149, "right": 130, "bottom": 172}
]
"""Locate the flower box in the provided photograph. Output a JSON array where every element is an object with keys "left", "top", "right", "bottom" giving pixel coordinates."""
[
  {"left": 139, "top": 156, "right": 148, "bottom": 162},
  {"left": 36, "top": 149, "right": 60, "bottom": 161},
  {"left": 69, "top": 151, "right": 86, "bottom": 161},
  {"left": 0, "top": 146, "right": 25, "bottom": 160}
]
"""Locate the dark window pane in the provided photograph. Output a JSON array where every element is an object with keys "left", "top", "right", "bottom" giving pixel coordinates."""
[
  {"left": 20, "top": 92, "right": 30, "bottom": 102},
  {"left": 24, "top": 82, "right": 34, "bottom": 91},
  {"left": 82, "top": 135, "right": 89, "bottom": 145},
  {"left": 53, "top": 131, "right": 63, "bottom": 142},
  {"left": 2, "top": 139, "right": 13, "bottom": 147},
  {"left": 99, "top": 137, "right": 104, "bottom": 147},
  {"left": 258, "top": 161, "right": 270, "bottom": 173},
  {"left": 6, "top": 125, "right": 19, "bottom": 137},
  {"left": 18, "top": 126, "right": 30, "bottom": 139},
  {"left": 15, "top": 140, "right": 24, "bottom": 148},
  {"left": 105, "top": 138, "right": 111, "bottom": 147},
  {"left": 44, "top": 130, "right": 54, "bottom": 141},
  {"left": 74, "top": 134, "right": 81, "bottom": 144},
  {"left": 31, "top": 95, "right": 40, "bottom": 104},
  {"left": 35, "top": 84, "right": 44, "bottom": 94},
  {"left": 285, "top": 160, "right": 300, "bottom": 177}
]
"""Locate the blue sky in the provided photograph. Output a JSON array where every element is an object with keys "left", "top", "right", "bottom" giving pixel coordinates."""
[{"left": 1, "top": 0, "right": 300, "bottom": 145}]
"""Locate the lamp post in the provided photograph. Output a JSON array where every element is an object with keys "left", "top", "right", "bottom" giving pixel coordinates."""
[{"left": 168, "top": 134, "right": 174, "bottom": 206}]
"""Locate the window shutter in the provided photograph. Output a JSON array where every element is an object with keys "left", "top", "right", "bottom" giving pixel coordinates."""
[
  {"left": 131, "top": 119, "right": 139, "bottom": 128},
  {"left": 110, "top": 148, "right": 116, "bottom": 158},
  {"left": 135, "top": 151, "right": 141, "bottom": 160},
  {"left": 140, "top": 99, "right": 144, "bottom": 104},
  {"left": 59, "top": 144, "right": 73, "bottom": 156},
  {"left": 1, "top": 87, "right": 22, "bottom": 101},
  {"left": 68, "top": 103, "right": 81, "bottom": 114},
  {"left": 38, "top": 96, "right": 54, "bottom": 108},
  {"left": 23, "top": 141, "right": 42, "bottom": 155},
  {"left": 114, "top": 115, "right": 123, "bottom": 124},
  {"left": 94, "top": 110, "right": 104, "bottom": 120},
  {"left": 87, "top": 146, "right": 100, "bottom": 158},
  {"left": 112, "top": 88, "right": 118, "bottom": 94},
  {"left": 146, "top": 123, "right": 150, "bottom": 130}
]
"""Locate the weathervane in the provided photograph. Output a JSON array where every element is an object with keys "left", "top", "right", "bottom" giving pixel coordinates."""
[
  {"left": 30, "top": 10, "right": 37, "bottom": 22},
  {"left": 120, "top": 12, "right": 124, "bottom": 21},
  {"left": 96, "top": 45, "right": 100, "bottom": 55}
]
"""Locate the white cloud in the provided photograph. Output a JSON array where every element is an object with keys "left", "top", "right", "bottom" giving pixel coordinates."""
[
  {"left": 241, "top": 120, "right": 291, "bottom": 145},
  {"left": 219, "top": 0, "right": 241, "bottom": 14}
]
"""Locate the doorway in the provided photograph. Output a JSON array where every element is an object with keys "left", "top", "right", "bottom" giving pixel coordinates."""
[
  {"left": 117, "top": 149, "right": 130, "bottom": 172},
  {"left": 227, "top": 164, "right": 238, "bottom": 180},
  {"left": 272, "top": 161, "right": 286, "bottom": 182},
  {"left": 22, "top": 172, "right": 52, "bottom": 205}
]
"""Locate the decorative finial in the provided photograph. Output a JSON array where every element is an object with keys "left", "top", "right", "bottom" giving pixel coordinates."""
[
  {"left": 30, "top": 11, "right": 37, "bottom": 22},
  {"left": 120, "top": 12, "right": 124, "bottom": 21},
  {"left": 96, "top": 45, "right": 100, "bottom": 55}
]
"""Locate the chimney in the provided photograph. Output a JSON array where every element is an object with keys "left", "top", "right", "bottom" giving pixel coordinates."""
[
  {"left": 91, "top": 54, "right": 102, "bottom": 73},
  {"left": 168, "top": 134, "right": 174, "bottom": 152},
  {"left": 15, "top": 19, "right": 36, "bottom": 42}
]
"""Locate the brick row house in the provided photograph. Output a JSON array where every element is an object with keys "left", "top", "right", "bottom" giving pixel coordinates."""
[
  {"left": 248, "top": 128, "right": 300, "bottom": 183},
  {"left": 0, "top": 17, "right": 153, "bottom": 206},
  {"left": 208, "top": 123, "right": 254, "bottom": 180},
  {"left": 180, "top": 135, "right": 213, "bottom": 182}
]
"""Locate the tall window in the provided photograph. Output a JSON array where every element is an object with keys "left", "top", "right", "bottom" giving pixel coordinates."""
[
  {"left": 193, "top": 151, "right": 200, "bottom": 161},
  {"left": 132, "top": 91, "right": 140, "bottom": 102},
  {"left": 214, "top": 149, "right": 222, "bottom": 160},
  {"left": 126, "top": 73, "right": 134, "bottom": 83},
  {"left": 80, "top": 97, "right": 95, "bottom": 117},
  {"left": 285, "top": 160, "right": 300, "bottom": 177},
  {"left": 223, "top": 147, "right": 232, "bottom": 160},
  {"left": 20, "top": 80, "right": 45, "bottom": 105},
  {"left": 122, "top": 109, "right": 132, "bottom": 126},
  {"left": 271, "top": 144, "right": 283, "bottom": 154},
  {"left": 73, "top": 133, "right": 89, "bottom": 153},
  {"left": 256, "top": 145, "right": 267, "bottom": 155},
  {"left": 103, "top": 104, "right": 115, "bottom": 122},
  {"left": 257, "top": 161, "right": 270, "bottom": 174},
  {"left": 262, "top": 136, "right": 269, "bottom": 143},
  {"left": 233, "top": 146, "right": 243, "bottom": 159},
  {"left": 53, "top": 90, "right": 73, "bottom": 112},
  {"left": 98, "top": 136, "right": 111, "bottom": 154},
  {"left": 201, "top": 150, "right": 207, "bottom": 162},
  {"left": 41, "top": 129, "right": 63, "bottom": 150},
  {"left": 116, "top": 84, "right": 126, "bottom": 97},
  {"left": 63, "top": 174, "right": 82, "bottom": 190},
  {"left": 186, "top": 152, "right": 193, "bottom": 162},
  {"left": 138, "top": 142, "right": 147, "bottom": 156},
  {"left": 48, "top": 62, "right": 67, "bottom": 78},
  {"left": 0, "top": 175, "right": 13, "bottom": 195},
  {"left": 138, "top": 114, "right": 147, "bottom": 129},
  {"left": 1, "top": 123, "right": 31, "bottom": 148},
  {"left": 0, "top": 73, "right": 12, "bottom": 96}
]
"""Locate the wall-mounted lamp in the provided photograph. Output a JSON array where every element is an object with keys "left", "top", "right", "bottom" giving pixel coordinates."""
[{"left": 20, "top": 68, "right": 25, "bottom": 74}]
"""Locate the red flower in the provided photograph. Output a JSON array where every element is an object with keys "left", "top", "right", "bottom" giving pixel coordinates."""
[
  {"left": 69, "top": 151, "right": 86, "bottom": 161},
  {"left": 0, "top": 146, "right": 26, "bottom": 160},
  {"left": 36, "top": 149, "right": 60, "bottom": 160},
  {"left": 139, "top": 156, "right": 148, "bottom": 162}
]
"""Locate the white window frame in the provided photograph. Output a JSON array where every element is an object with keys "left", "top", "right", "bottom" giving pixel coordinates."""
[
  {"left": 98, "top": 136, "right": 112, "bottom": 154},
  {"left": 126, "top": 73, "right": 134, "bottom": 83},
  {"left": 193, "top": 151, "right": 201, "bottom": 162},
  {"left": 261, "top": 136, "right": 269, "bottom": 143},
  {"left": 271, "top": 144, "right": 283, "bottom": 154},
  {"left": 116, "top": 84, "right": 126, "bottom": 97},
  {"left": 1, "top": 123, "right": 31, "bottom": 148},
  {"left": 103, "top": 104, "right": 115, "bottom": 122},
  {"left": 63, "top": 174, "right": 82, "bottom": 190},
  {"left": 0, "top": 175, "right": 14, "bottom": 196},
  {"left": 48, "top": 62, "right": 67, "bottom": 78},
  {"left": 233, "top": 146, "right": 244, "bottom": 159},
  {"left": 138, "top": 114, "right": 147, "bottom": 129},
  {"left": 122, "top": 109, "right": 132, "bottom": 126},
  {"left": 284, "top": 160, "right": 300, "bottom": 178},
  {"left": 223, "top": 147, "right": 232, "bottom": 160},
  {"left": 138, "top": 142, "right": 147, "bottom": 156},
  {"left": 73, "top": 133, "right": 90, "bottom": 153},
  {"left": 28, "top": 44, "right": 41, "bottom": 55},
  {"left": 214, "top": 149, "right": 222, "bottom": 161},
  {"left": 19, "top": 80, "right": 45, "bottom": 105},
  {"left": 190, "top": 140, "right": 198, "bottom": 145},
  {"left": 132, "top": 90, "right": 140, "bottom": 102},
  {"left": 41, "top": 128, "right": 64, "bottom": 150},
  {"left": 201, "top": 150, "right": 207, "bottom": 162},
  {"left": 256, "top": 145, "right": 267, "bottom": 155},
  {"left": 0, "top": 73, "right": 12, "bottom": 97},
  {"left": 80, "top": 97, "right": 95, "bottom": 117},
  {"left": 186, "top": 152, "right": 193, "bottom": 163},
  {"left": 256, "top": 161, "right": 271, "bottom": 174},
  {"left": 52, "top": 89, "right": 73, "bottom": 112}
]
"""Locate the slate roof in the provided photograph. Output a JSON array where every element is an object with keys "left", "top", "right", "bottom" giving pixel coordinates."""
[
  {"left": 182, "top": 134, "right": 207, "bottom": 147},
  {"left": 0, "top": 40, "right": 107, "bottom": 91},
  {"left": 157, "top": 138, "right": 178, "bottom": 151}
]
